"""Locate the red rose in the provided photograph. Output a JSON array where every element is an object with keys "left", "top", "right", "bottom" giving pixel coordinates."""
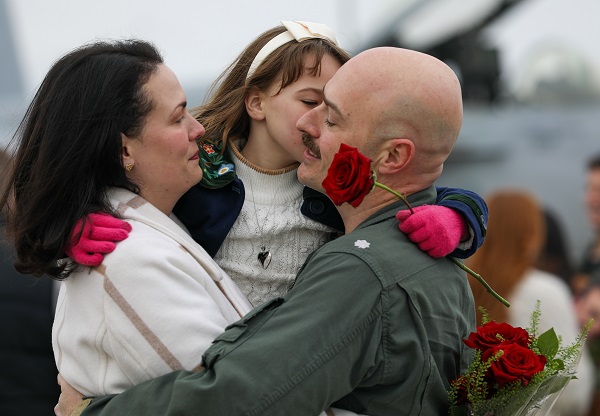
[
  {"left": 322, "top": 143, "right": 374, "bottom": 207},
  {"left": 483, "top": 343, "right": 547, "bottom": 387},
  {"left": 464, "top": 321, "right": 530, "bottom": 351}
]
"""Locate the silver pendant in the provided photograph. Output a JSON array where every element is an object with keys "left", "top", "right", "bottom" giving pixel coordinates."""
[{"left": 257, "top": 247, "right": 272, "bottom": 269}]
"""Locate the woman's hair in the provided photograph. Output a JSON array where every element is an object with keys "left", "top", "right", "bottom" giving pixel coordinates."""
[
  {"left": 467, "top": 189, "right": 545, "bottom": 323},
  {"left": 0, "top": 39, "right": 163, "bottom": 278},
  {"left": 0, "top": 148, "right": 13, "bottom": 221},
  {"left": 535, "top": 209, "right": 574, "bottom": 286},
  {"left": 195, "top": 25, "right": 351, "bottom": 149}
]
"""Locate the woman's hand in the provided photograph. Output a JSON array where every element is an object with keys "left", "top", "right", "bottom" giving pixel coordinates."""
[{"left": 55, "top": 374, "right": 85, "bottom": 416}]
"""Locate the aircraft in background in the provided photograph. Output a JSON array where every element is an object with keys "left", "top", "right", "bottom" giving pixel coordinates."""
[{"left": 358, "top": 0, "right": 600, "bottom": 264}]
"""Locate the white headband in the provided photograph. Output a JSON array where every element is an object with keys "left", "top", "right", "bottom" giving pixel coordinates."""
[{"left": 246, "top": 20, "right": 340, "bottom": 80}]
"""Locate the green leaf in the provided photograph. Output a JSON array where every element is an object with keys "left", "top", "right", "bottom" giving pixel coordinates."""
[
  {"left": 537, "top": 328, "right": 559, "bottom": 359},
  {"left": 546, "top": 375, "right": 575, "bottom": 395}
]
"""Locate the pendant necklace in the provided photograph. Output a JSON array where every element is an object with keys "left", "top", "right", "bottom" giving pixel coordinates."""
[
  {"left": 247, "top": 176, "right": 278, "bottom": 269},
  {"left": 257, "top": 247, "right": 272, "bottom": 269}
]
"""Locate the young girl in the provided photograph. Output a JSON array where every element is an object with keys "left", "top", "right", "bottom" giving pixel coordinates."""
[{"left": 70, "top": 21, "right": 488, "bottom": 307}]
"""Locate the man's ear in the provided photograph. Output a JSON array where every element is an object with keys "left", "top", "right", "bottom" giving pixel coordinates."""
[
  {"left": 376, "top": 138, "right": 414, "bottom": 175},
  {"left": 245, "top": 88, "right": 266, "bottom": 121}
]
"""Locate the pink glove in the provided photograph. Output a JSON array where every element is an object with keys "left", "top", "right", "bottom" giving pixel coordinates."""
[
  {"left": 395, "top": 205, "right": 467, "bottom": 258},
  {"left": 65, "top": 212, "right": 132, "bottom": 266}
]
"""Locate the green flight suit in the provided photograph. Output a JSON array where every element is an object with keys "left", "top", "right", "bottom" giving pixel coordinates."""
[{"left": 82, "top": 185, "right": 475, "bottom": 416}]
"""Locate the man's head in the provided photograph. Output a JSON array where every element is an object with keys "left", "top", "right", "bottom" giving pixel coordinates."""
[
  {"left": 585, "top": 154, "right": 600, "bottom": 232},
  {"left": 297, "top": 47, "right": 463, "bottom": 206}
]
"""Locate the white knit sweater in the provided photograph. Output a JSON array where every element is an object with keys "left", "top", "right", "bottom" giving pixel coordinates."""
[{"left": 214, "top": 142, "right": 336, "bottom": 307}]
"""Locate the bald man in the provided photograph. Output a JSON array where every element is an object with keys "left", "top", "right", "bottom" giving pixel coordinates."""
[{"left": 59, "top": 47, "right": 475, "bottom": 416}]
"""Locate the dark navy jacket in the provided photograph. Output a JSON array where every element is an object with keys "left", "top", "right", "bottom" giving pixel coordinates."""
[{"left": 173, "top": 179, "right": 488, "bottom": 259}]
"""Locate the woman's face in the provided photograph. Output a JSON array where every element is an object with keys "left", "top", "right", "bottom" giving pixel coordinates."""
[
  {"left": 123, "top": 64, "right": 205, "bottom": 214},
  {"left": 258, "top": 53, "right": 342, "bottom": 166}
]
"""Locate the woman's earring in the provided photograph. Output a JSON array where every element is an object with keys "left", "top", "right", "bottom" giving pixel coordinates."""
[{"left": 125, "top": 163, "right": 134, "bottom": 172}]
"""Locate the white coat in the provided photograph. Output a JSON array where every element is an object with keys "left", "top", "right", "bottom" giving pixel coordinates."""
[{"left": 52, "top": 188, "right": 253, "bottom": 396}]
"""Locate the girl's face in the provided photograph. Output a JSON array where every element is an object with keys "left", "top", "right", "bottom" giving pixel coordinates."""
[
  {"left": 257, "top": 54, "right": 342, "bottom": 166},
  {"left": 123, "top": 64, "right": 205, "bottom": 214}
]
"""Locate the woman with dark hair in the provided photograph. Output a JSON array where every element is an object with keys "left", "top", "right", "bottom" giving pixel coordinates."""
[{"left": 0, "top": 39, "right": 252, "bottom": 396}]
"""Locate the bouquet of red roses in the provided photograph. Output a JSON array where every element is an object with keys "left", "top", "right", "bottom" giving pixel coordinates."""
[{"left": 448, "top": 304, "right": 590, "bottom": 416}]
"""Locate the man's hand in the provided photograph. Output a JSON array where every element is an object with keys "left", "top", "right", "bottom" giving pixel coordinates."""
[
  {"left": 55, "top": 374, "right": 85, "bottom": 416},
  {"left": 396, "top": 205, "right": 467, "bottom": 258},
  {"left": 66, "top": 212, "right": 132, "bottom": 266}
]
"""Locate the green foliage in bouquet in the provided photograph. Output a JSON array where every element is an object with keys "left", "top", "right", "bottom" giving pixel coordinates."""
[{"left": 449, "top": 302, "right": 592, "bottom": 416}]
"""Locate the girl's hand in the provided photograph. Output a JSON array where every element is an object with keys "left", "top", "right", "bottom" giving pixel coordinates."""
[
  {"left": 66, "top": 212, "right": 131, "bottom": 266},
  {"left": 396, "top": 205, "right": 467, "bottom": 258}
]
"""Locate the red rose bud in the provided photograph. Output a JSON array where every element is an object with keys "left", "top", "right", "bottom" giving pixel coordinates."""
[
  {"left": 322, "top": 143, "right": 374, "bottom": 207},
  {"left": 482, "top": 343, "right": 547, "bottom": 387},
  {"left": 464, "top": 321, "right": 530, "bottom": 351},
  {"left": 451, "top": 376, "right": 471, "bottom": 405}
]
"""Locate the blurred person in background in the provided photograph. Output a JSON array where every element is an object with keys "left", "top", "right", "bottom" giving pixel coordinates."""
[
  {"left": 574, "top": 154, "right": 600, "bottom": 294},
  {"left": 0, "top": 147, "right": 60, "bottom": 415},
  {"left": 467, "top": 189, "right": 595, "bottom": 416},
  {"left": 536, "top": 208, "right": 576, "bottom": 291},
  {"left": 576, "top": 280, "right": 600, "bottom": 416},
  {"left": 574, "top": 154, "right": 600, "bottom": 416}
]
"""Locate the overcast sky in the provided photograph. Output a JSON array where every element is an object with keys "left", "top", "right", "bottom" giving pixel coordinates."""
[
  {"left": 5, "top": 0, "right": 600, "bottom": 99},
  {"left": 6, "top": 0, "right": 373, "bottom": 94}
]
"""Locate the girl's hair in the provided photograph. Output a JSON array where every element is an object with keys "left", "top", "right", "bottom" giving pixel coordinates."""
[
  {"left": 467, "top": 189, "right": 545, "bottom": 323},
  {"left": 195, "top": 25, "right": 351, "bottom": 149},
  {"left": 0, "top": 39, "right": 163, "bottom": 278}
]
